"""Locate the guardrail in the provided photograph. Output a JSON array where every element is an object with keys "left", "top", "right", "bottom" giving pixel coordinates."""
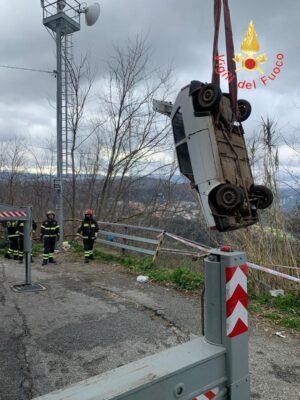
[
  {"left": 94, "top": 221, "right": 209, "bottom": 262},
  {"left": 93, "top": 222, "right": 300, "bottom": 284},
  {"left": 95, "top": 222, "right": 164, "bottom": 261}
]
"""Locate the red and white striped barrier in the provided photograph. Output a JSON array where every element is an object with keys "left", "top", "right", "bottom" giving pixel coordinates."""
[
  {"left": 0, "top": 210, "right": 27, "bottom": 219},
  {"left": 226, "top": 264, "right": 248, "bottom": 337},
  {"left": 166, "top": 232, "right": 300, "bottom": 284},
  {"left": 193, "top": 387, "right": 219, "bottom": 399}
]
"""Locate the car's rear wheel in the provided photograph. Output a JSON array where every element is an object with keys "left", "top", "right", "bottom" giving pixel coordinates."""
[
  {"left": 213, "top": 184, "right": 245, "bottom": 212},
  {"left": 251, "top": 185, "right": 273, "bottom": 209},
  {"left": 197, "top": 83, "right": 222, "bottom": 110},
  {"left": 237, "top": 99, "right": 252, "bottom": 122}
]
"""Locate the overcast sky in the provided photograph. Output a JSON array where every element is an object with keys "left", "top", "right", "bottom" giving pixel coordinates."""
[{"left": 0, "top": 0, "right": 299, "bottom": 176}]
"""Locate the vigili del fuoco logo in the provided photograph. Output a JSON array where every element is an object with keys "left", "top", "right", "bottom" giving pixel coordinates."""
[{"left": 215, "top": 20, "right": 284, "bottom": 89}]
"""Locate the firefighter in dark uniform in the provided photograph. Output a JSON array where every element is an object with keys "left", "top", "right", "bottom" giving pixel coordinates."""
[
  {"left": 40, "top": 211, "right": 60, "bottom": 265},
  {"left": 17, "top": 219, "right": 37, "bottom": 263},
  {"left": 77, "top": 209, "right": 99, "bottom": 263},
  {"left": 5, "top": 221, "right": 19, "bottom": 260}
]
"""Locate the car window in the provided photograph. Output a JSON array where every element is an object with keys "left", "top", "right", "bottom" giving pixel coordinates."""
[
  {"left": 172, "top": 108, "right": 186, "bottom": 144},
  {"left": 176, "top": 143, "right": 194, "bottom": 184}
]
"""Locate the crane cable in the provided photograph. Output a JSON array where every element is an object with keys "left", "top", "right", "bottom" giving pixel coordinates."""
[{"left": 211, "top": 0, "right": 238, "bottom": 116}]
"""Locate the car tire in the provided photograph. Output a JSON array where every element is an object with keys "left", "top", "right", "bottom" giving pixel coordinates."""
[
  {"left": 251, "top": 185, "right": 273, "bottom": 209},
  {"left": 237, "top": 99, "right": 252, "bottom": 122},
  {"left": 214, "top": 184, "right": 245, "bottom": 212},
  {"left": 197, "top": 83, "right": 222, "bottom": 110}
]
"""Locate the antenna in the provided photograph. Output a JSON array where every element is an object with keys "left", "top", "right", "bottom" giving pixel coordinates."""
[
  {"left": 84, "top": 3, "right": 101, "bottom": 26},
  {"left": 57, "top": 0, "right": 67, "bottom": 11}
]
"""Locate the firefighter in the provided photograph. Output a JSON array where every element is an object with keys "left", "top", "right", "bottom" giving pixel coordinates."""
[
  {"left": 40, "top": 211, "right": 60, "bottom": 266},
  {"left": 77, "top": 209, "right": 99, "bottom": 263},
  {"left": 17, "top": 220, "right": 37, "bottom": 263},
  {"left": 4, "top": 221, "right": 19, "bottom": 260}
]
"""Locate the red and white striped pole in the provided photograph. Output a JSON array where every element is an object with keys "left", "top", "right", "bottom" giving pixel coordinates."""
[{"left": 202, "top": 246, "right": 250, "bottom": 400}]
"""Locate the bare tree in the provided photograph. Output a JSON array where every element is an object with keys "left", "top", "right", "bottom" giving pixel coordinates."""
[
  {"left": 22, "top": 139, "right": 57, "bottom": 216},
  {"left": 0, "top": 138, "right": 27, "bottom": 205},
  {"left": 65, "top": 55, "right": 95, "bottom": 229},
  {"left": 279, "top": 131, "right": 300, "bottom": 196},
  {"left": 93, "top": 36, "right": 173, "bottom": 221}
]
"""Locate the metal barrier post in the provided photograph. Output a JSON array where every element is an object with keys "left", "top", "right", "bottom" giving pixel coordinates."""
[
  {"left": 10, "top": 206, "right": 46, "bottom": 293},
  {"left": 153, "top": 231, "right": 165, "bottom": 262},
  {"left": 204, "top": 248, "right": 250, "bottom": 399},
  {"left": 33, "top": 247, "right": 250, "bottom": 400},
  {"left": 122, "top": 226, "right": 128, "bottom": 255},
  {"left": 24, "top": 206, "right": 32, "bottom": 285}
]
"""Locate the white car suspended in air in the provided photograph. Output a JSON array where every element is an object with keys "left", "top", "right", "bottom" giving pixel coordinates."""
[{"left": 154, "top": 81, "right": 273, "bottom": 232}]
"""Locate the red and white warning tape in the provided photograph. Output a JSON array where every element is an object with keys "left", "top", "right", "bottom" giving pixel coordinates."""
[
  {"left": 165, "top": 232, "right": 211, "bottom": 253},
  {"left": 0, "top": 210, "right": 27, "bottom": 218},
  {"left": 166, "top": 232, "right": 300, "bottom": 284},
  {"left": 247, "top": 262, "right": 300, "bottom": 284}
]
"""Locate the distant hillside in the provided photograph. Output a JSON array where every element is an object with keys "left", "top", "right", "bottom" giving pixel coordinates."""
[
  {"left": 280, "top": 188, "right": 300, "bottom": 211},
  {"left": 0, "top": 172, "right": 298, "bottom": 211}
]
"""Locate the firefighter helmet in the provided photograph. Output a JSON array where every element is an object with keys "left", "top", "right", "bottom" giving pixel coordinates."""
[
  {"left": 46, "top": 210, "right": 55, "bottom": 217},
  {"left": 84, "top": 209, "right": 93, "bottom": 216}
]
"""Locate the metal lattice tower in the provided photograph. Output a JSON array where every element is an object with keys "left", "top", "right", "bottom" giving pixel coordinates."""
[
  {"left": 42, "top": 0, "right": 100, "bottom": 241},
  {"left": 42, "top": 0, "right": 81, "bottom": 241},
  {"left": 62, "top": 33, "right": 75, "bottom": 176}
]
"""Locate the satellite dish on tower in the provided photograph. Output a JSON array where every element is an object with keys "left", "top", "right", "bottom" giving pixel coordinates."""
[
  {"left": 57, "top": 0, "right": 67, "bottom": 11},
  {"left": 84, "top": 3, "right": 100, "bottom": 26}
]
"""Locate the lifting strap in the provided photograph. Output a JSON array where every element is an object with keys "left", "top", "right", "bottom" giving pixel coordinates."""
[{"left": 211, "top": 0, "right": 238, "bottom": 116}]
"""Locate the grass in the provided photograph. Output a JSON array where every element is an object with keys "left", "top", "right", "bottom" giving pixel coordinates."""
[
  {"left": 32, "top": 242, "right": 43, "bottom": 256},
  {"left": 71, "top": 241, "right": 204, "bottom": 291},
  {"left": 280, "top": 317, "right": 300, "bottom": 330},
  {"left": 249, "top": 289, "right": 300, "bottom": 331}
]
